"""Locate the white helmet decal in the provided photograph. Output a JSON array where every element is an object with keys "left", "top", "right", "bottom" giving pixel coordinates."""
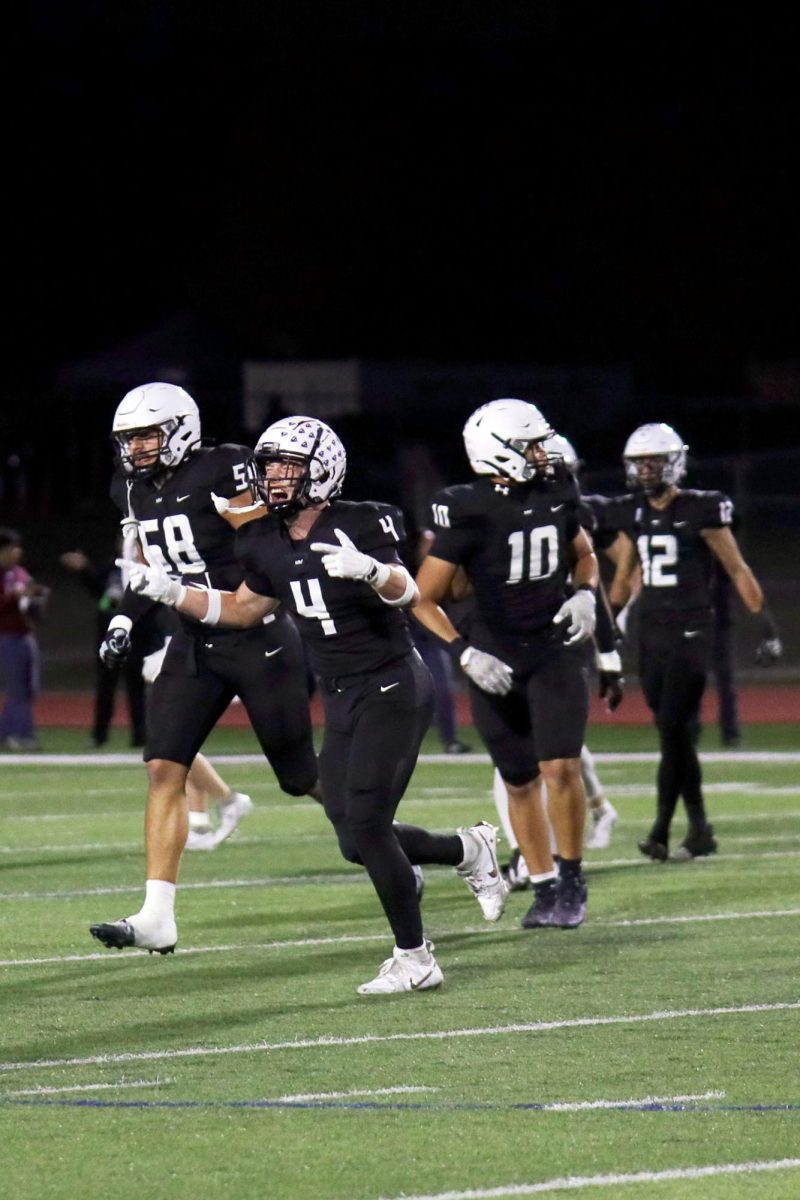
[
  {"left": 112, "top": 382, "right": 201, "bottom": 476},
  {"left": 253, "top": 416, "right": 347, "bottom": 511},
  {"left": 463, "top": 398, "right": 554, "bottom": 482},
  {"left": 623, "top": 422, "right": 687, "bottom": 492}
]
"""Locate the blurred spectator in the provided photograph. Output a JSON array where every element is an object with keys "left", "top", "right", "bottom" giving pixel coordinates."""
[
  {"left": 0, "top": 527, "right": 49, "bottom": 750},
  {"left": 59, "top": 547, "right": 147, "bottom": 747}
]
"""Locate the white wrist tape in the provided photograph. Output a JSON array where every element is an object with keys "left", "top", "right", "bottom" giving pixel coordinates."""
[
  {"left": 200, "top": 589, "right": 223, "bottom": 625},
  {"left": 108, "top": 614, "right": 134, "bottom": 634},
  {"left": 596, "top": 650, "right": 622, "bottom": 673},
  {"left": 379, "top": 570, "right": 417, "bottom": 607}
]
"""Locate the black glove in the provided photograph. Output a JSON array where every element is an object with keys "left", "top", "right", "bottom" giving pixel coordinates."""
[
  {"left": 99, "top": 622, "right": 131, "bottom": 667},
  {"left": 599, "top": 669, "right": 624, "bottom": 712}
]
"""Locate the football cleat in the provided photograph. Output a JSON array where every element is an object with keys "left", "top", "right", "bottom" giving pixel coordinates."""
[
  {"left": 89, "top": 915, "right": 177, "bottom": 955},
  {"left": 521, "top": 879, "right": 559, "bottom": 928},
  {"left": 585, "top": 801, "right": 618, "bottom": 850},
  {"left": 670, "top": 824, "right": 717, "bottom": 861},
  {"left": 638, "top": 836, "right": 669, "bottom": 862},
  {"left": 357, "top": 940, "right": 443, "bottom": 996},
  {"left": 456, "top": 821, "right": 509, "bottom": 922},
  {"left": 185, "top": 828, "right": 217, "bottom": 851},
  {"left": 551, "top": 873, "right": 588, "bottom": 929},
  {"left": 213, "top": 792, "right": 254, "bottom": 845},
  {"left": 503, "top": 846, "right": 531, "bottom": 892},
  {"left": 412, "top": 863, "right": 425, "bottom": 900}
]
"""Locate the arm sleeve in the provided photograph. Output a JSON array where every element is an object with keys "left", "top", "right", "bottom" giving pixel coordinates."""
[{"left": 594, "top": 581, "right": 618, "bottom": 653}]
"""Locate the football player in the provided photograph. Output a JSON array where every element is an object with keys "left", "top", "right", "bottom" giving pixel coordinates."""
[
  {"left": 116, "top": 415, "right": 508, "bottom": 995},
  {"left": 90, "top": 384, "right": 319, "bottom": 954},
  {"left": 413, "top": 399, "right": 600, "bottom": 929},
  {"left": 601, "top": 422, "right": 782, "bottom": 860}
]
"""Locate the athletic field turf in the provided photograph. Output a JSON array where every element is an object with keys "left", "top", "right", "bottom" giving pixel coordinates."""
[{"left": 1, "top": 724, "right": 798, "bottom": 1199}]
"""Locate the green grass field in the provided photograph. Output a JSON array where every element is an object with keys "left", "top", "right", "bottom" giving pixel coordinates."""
[{"left": 1, "top": 724, "right": 798, "bottom": 1200}]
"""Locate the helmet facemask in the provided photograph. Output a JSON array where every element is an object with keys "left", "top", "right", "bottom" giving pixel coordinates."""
[
  {"left": 112, "top": 383, "right": 202, "bottom": 478},
  {"left": 623, "top": 423, "right": 687, "bottom": 496},
  {"left": 463, "top": 399, "right": 555, "bottom": 483},
  {"left": 113, "top": 417, "right": 191, "bottom": 479}
]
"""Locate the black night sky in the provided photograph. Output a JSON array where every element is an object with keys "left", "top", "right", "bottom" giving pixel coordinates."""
[{"left": 12, "top": 2, "right": 799, "bottom": 396}]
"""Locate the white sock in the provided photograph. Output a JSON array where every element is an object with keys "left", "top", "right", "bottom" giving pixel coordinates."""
[
  {"left": 457, "top": 831, "right": 478, "bottom": 870},
  {"left": 530, "top": 869, "right": 558, "bottom": 884},
  {"left": 492, "top": 769, "right": 518, "bottom": 847},
  {"left": 139, "top": 879, "right": 176, "bottom": 923},
  {"left": 398, "top": 943, "right": 430, "bottom": 961},
  {"left": 189, "top": 811, "right": 211, "bottom": 830}
]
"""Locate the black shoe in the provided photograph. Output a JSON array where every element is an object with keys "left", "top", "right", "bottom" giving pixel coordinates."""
[
  {"left": 671, "top": 824, "right": 717, "bottom": 861},
  {"left": 444, "top": 740, "right": 471, "bottom": 754},
  {"left": 551, "top": 874, "right": 587, "bottom": 929},
  {"left": 638, "top": 836, "right": 669, "bottom": 862},
  {"left": 89, "top": 919, "right": 176, "bottom": 955},
  {"left": 521, "top": 880, "right": 558, "bottom": 928}
]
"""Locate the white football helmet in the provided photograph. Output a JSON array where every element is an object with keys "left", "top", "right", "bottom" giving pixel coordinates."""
[
  {"left": 623, "top": 422, "right": 687, "bottom": 493},
  {"left": 463, "top": 398, "right": 554, "bottom": 482},
  {"left": 112, "top": 383, "right": 201, "bottom": 477},
  {"left": 542, "top": 432, "right": 580, "bottom": 474},
  {"left": 252, "top": 416, "right": 347, "bottom": 512}
]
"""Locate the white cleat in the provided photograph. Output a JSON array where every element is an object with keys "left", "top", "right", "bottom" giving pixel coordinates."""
[
  {"left": 185, "top": 828, "right": 217, "bottom": 851},
  {"left": 456, "top": 821, "right": 509, "bottom": 922},
  {"left": 357, "top": 940, "right": 443, "bottom": 995},
  {"left": 585, "top": 802, "right": 618, "bottom": 850},
  {"left": 213, "top": 792, "right": 254, "bottom": 845}
]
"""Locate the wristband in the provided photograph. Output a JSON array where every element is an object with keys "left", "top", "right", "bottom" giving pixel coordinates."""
[
  {"left": 379, "top": 571, "right": 416, "bottom": 607},
  {"left": 365, "top": 560, "right": 391, "bottom": 589},
  {"left": 446, "top": 637, "right": 469, "bottom": 660},
  {"left": 108, "top": 614, "right": 134, "bottom": 634},
  {"left": 200, "top": 588, "right": 222, "bottom": 625},
  {"left": 596, "top": 650, "right": 622, "bottom": 673}
]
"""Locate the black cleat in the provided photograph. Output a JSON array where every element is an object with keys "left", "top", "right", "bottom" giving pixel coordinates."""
[
  {"left": 521, "top": 880, "right": 559, "bottom": 928},
  {"left": 638, "top": 836, "right": 669, "bottom": 862},
  {"left": 90, "top": 919, "right": 176, "bottom": 955},
  {"left": 551, "top": 873, "right": 587, "bottom": 929},
  {"left": 671, "top": 824, "right": 718, "bottom": 861}
]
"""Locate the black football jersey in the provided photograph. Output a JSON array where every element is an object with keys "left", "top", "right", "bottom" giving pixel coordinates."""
[
  {"left": 427, "top": 474, "right": 582, "bottom": 645},
  {"left": 593, "top": 489, "right": 734, "bottom": 621},
  {"left": 237, "top": 500, "right": 415, "bottom": 678},
  {"left": 111, "top": 445, "right": 252, "bottom": 593}
]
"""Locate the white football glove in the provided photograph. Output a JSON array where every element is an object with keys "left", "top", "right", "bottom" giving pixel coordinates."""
[
  {"left": 460, "top": 646, "right": 514, "bottom": 695},
  {"left": 116, "top": 558, "right": 186, "bottom": 607},
  {"left": 310, "top": 529, "right": 391, "bottom": 588},
  {"left": 553, "top": 588, "right": 597, "bottom": 646}
]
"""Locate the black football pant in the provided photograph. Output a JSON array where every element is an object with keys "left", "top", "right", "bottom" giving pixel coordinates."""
[
  {"left": 639, "top": 621, "right": 710, "bottom": 843},
  {"left": 318, "top": 651, "right": 463, "bottom": 949}
]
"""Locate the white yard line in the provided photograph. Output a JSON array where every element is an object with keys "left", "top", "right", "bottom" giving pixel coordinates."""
[
  {"left": 7, "top": 1078, "right": 171, "bottom": 1096},
  {"left": 377, "top": 1158, "right": 800, "bottom": 1200},
  {"left": 527, "top": 1089, "right": 724, "bottom": 1112},
  {"left": 0, "top": 1001, "right": 796, "bottom": 1074},
  {"left": 1, "top": 751, "right": 799, "bottom": 767},
  {"left": 275, "top": 1085, "right": 437, "bottom": 1102},
  {"left": 1, "top": 905, "right": 798, "bottom": 970}
]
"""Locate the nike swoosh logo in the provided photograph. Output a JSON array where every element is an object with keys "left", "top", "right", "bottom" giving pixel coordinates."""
[
  {"left": 177, "top": 494, "right": 191, "bottom": 503},
  {"left": 550, "top": 504, "right": 564, "bottom": 512},
  {"left": 380, "top": 682, "right": 400, "bottom": 693},
  {"left": 683, "top": 631, "right": 702, "bottom": 639},
  {"left": 264, "top": 647, "right": 284, "bottom": 657},
  {"left": 410, "top": 968, "right": 435, "bottom": 990}
]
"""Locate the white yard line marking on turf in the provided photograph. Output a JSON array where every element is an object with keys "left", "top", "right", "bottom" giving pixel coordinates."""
[
  {"left": 275, "top": 1085, "right": 437, "bottom": 1102},
  {"left": 533, "top": 1090, "right": 725, "bottom": 1111},
  {"left": 6, "top": 1078, "right": 171, "bottom": 1097},
  {"left": 0, "top": 1001, "right": 797, "bottom": 1073},
  {"left": 3, "top": 907, "right": 796, "bottom": 969},
  {"left": 2, "top": 751, "right": 799, "bottom": 767},
  {"left": 377, "top": 1158, "right": 800, "bottom": 1200}
]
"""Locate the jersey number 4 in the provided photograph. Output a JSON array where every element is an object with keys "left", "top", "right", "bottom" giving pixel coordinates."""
[{"left": 289, "top": 579, "right": 337, "bottom": 635}]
